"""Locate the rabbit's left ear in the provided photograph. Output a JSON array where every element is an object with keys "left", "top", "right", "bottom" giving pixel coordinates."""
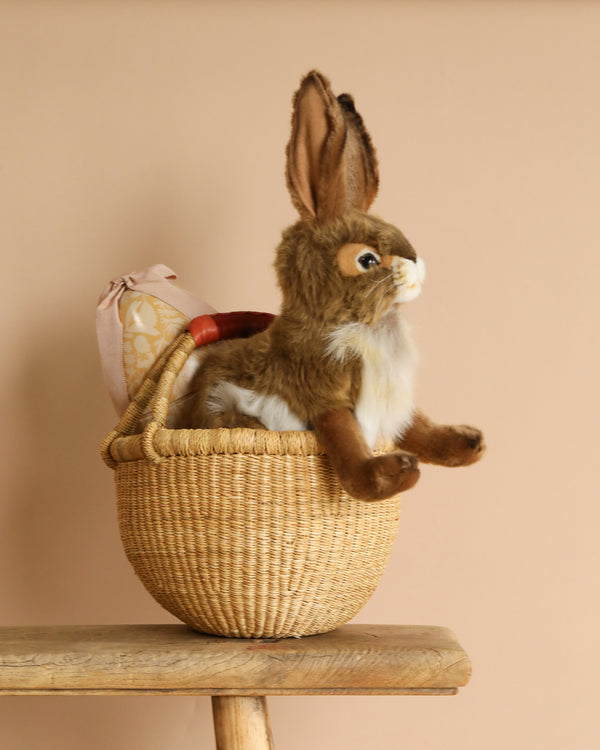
[
  {"left": 337, "top": 91, "right": 379, "bottom": 213},
  {"left": 286, "top": 71, "right": 379, "bottom": 222}
]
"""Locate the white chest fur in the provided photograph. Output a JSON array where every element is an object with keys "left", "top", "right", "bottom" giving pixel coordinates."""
[{"left": 326, "top": 311, "right": 418, "bottom": 448}]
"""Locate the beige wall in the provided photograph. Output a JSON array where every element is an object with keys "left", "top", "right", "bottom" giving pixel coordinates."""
[{"left": 1, "top": 1, "right": 598, "bottom": 748}]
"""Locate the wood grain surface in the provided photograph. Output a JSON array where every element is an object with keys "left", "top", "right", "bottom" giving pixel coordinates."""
[
  {"left": 0, "top": 624, "right": 471, "bottom": 696},
  {"left": 212, "top": 696, "right": 274, "bottom": 750}
]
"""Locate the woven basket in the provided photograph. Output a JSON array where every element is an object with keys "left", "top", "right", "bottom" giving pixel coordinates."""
[{"left": 101, "top": 327, "right": 402, "bottom": 639}]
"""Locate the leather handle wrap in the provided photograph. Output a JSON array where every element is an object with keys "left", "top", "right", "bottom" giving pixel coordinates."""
[{"left": 188, "top": 312, "right": 276, "bottom": 347}]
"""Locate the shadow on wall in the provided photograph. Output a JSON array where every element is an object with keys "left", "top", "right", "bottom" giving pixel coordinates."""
[
  {"left": 0, "top": 695, "right": 213, "bottom": 750},
  {"left": 5, "top": 313, "right": 138, "bottom": 623}
]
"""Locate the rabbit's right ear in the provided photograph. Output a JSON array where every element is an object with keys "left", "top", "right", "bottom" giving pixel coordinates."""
[
  {"left": 286, "top": 71, "right": 379, "bottom": 222},
  {"left": 286, "top": 71, "right": 347, "bottom": 221}
]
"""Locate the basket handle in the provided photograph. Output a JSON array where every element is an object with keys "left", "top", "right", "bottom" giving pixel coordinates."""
[{"left": 101, "top": 312, "right": 275, "bottom": 467}]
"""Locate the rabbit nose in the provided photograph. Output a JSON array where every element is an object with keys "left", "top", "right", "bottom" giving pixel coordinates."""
[
  {"left": 391, "top": 255, "right": 419, "bottom": 274},
  {"left": 392, "top": 256, "right": 425, "bottom": 303}
]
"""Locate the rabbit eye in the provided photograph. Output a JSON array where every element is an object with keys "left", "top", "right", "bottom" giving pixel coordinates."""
[
  {"left": 337, "top": 243, "right": 382, "bottom": 276},
  {"left": 356, "top": 250, "right": 381, "bottom": 272}
]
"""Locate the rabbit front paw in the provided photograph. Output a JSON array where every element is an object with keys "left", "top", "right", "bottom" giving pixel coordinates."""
[
  {"left": 347, "top": 452, "right": 420, "bottom": 501},
  {"left": 438, "top": 425, "right": 486, "bottom": 467}
]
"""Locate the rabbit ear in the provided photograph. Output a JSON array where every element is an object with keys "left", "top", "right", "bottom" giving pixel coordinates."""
[
  {"left": 286, "top": 71, "right": 346, "bottom": 221},
  {"left": 337, "top": 92, "right": 379, "bottom": 212},
  {"left": 286, "top": 71, "right": 380, "bottom": 222}
]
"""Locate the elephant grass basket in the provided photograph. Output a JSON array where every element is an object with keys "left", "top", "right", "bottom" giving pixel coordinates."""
[{"left": 100, "top": 318, "right": 402, "bottom": 639}]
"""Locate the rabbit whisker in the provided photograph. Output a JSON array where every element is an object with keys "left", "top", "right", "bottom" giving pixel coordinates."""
[
  {"left": 365, "top": 272, "right": 393, "bottom": 300},
  {"left": 371, "top": 291, "right": 393, "bottom": 324},
  {"left": 372, "top": 281, "right": 403, "bottom": 321}
]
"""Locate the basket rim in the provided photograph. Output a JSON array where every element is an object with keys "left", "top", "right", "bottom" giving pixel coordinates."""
[{"left": 107, "top": 426, "right": 326, "bottom": 464}]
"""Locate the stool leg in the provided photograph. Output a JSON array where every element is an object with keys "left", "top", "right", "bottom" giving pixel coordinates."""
[{"left": 212, "top": 696, "right": 274, "bottom": 750}]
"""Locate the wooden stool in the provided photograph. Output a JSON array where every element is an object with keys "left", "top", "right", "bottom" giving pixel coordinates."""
[{"left": 0, "top": 624, "right": 471, "bottom": 749}]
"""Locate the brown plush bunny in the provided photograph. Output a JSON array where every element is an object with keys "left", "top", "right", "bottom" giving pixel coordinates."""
[{"left": 183, "top": 70, "right": 485, "bottom": 501}]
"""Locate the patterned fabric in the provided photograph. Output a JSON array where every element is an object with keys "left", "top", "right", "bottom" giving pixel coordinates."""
[
  {"left": 96, "top": 265, "right": 216, "bottom": 418},
  {"left": 120, "top": 289, "right": 190, "bottom": 400}
]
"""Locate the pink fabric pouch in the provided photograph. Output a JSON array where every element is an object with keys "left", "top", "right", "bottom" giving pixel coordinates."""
[{"left": 96, "top": 264, "right": 216, "bottom": 419}]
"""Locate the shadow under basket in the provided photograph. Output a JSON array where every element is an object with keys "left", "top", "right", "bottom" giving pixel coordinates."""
[{"left": 101, "top": 330, "right": 402, "bottom": 639}]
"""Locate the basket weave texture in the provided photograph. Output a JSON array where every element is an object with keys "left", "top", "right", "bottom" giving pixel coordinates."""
[{"left": 101, "top": 331, "right": 402, "bottom": 638}]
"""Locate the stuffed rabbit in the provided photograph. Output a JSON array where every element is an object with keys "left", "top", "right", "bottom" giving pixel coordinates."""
[{"left": 183, "top": 70, "right": 485, "bottom": 500}]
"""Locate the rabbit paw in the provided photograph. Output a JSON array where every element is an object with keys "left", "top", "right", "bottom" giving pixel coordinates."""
[
  {"left": 356, "top": 452, "right": 420, "bottom": 501},
  {"left": 439, "top": 425, "right": 486, "bottom": 467}
]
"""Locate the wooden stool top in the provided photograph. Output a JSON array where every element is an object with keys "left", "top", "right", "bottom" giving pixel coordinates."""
[{"left": 0, "top": 624, "right": 471, "bottom": 696}]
